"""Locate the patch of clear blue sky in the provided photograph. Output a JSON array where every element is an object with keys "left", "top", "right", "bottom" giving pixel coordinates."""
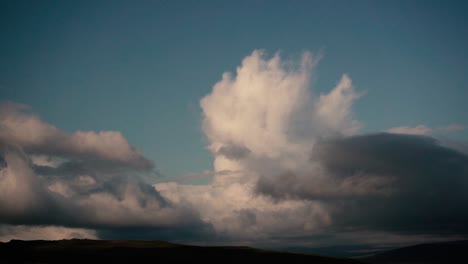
[{"left": 1, "top": 0, "right": 467, "bottom": 177}]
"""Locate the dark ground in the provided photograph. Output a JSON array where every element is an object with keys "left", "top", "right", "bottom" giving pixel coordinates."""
[
  {"left": 0, "top": 239, "right": 362, "bottom": 264},
  {"left": 2, "top": 239, "right": 467, "bottom": 263}
]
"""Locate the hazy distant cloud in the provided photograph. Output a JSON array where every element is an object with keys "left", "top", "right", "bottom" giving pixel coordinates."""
[
  {"left": 438, "top": 124, "right": 464, "bottom": 132},
  {"left": 0, "top": 225, "right": 97, "bottom": 242},
  {"left": 387, "top": 125, "right": 432, "bottom": 135}
]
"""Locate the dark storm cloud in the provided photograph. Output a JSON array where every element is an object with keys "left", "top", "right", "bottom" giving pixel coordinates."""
[
  {"left": 313, "top": 133, "right": 467, "bottom": 179},
  {"left": 256, "top": 133, "right": 468, "bottom": 235}
]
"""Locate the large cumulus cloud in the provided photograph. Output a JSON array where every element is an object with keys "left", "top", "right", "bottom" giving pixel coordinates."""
[
  {"left": 156, "top": 50, "right": 363, "bottom": 242},
  {"left": 199, "top": 50, "right": 360, "bottom": 174}
]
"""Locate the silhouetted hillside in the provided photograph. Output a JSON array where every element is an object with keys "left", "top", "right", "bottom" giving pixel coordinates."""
[
  {"left": 362, "top": 240, "right": 468, "bottom": 264},
  {"left": 0, "top": 239, "right": 363, "bottom": 264}
]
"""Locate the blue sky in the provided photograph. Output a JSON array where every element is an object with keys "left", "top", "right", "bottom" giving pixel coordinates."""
[{"left": 1, "top": 0, "right": 467, "bottom": 177}]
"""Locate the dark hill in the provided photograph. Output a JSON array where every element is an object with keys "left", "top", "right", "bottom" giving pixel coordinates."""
[
  {"left": 362, "top": 240, "right": 468, "bottom": 264},
  {"left": 0, "top": 239, "right": 363, "bottom": 264}
]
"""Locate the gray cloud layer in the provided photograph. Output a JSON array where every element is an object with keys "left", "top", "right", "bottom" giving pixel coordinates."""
[{"left": 257, "top": 133, "right": 468, "bottom": 235}]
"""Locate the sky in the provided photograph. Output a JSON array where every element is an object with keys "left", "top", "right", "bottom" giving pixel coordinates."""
[{"left": 1, "top": 0, "right": 468, "bottom": 255}]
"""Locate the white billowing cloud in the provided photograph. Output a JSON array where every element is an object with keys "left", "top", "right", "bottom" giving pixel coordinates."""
[
  {"left": 0, "top": 102, "right": 152, "bottom": 170},
  {"left": 316, "top": 74, "right": 362, "bottom": 136},
  {"left": 200, "top": 50, "right": 362, "bottom": 192},
  {"left": 200, "top": 51, "right": 312, "bottom": 172},
  {"left": 0, "top": 225, "right": 97, "bottom": 242},
  {"left": 153, "top": 50, "right": 362, "bottom": 240},
  {"left": 387, "top": 125, "right": 432, "bottom": 135},
  {"left": 200, "top": 50, "right": 360, "bottom": 174}
]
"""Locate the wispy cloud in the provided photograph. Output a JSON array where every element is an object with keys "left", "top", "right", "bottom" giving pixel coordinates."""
[
  {"left": 438, "top": 124, "right": 464, "bottom": 132},
  {"left": 387, "top": 124, "right": 464, "bottom": 135},
  {"left": 387, "top": 125, "right": 432, "bottom": 135}
]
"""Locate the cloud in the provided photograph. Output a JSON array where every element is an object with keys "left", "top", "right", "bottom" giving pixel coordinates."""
[
  {"left": 257, "top": 133, "right": 468, "bottom": 235},
  {"left": 315, "top": 74, "right": 362, "bottom": 136},
  {"left": 2, "top": 50, "right": 467, "bottom": 248},
  {"left": 438, "top": 124, "right": 464, "bottom": 132},
  {"left": 156, "top": 50, "right": 468, "bottom": 245},
  {"left": 0, "top": 104, "right": 211, "bottom": 242},
  {"left": 216, "top": 145, "right": 251, "bottom": 160},
  {"left": 0, "top": 102, "right": 152, "bottom": 170},
  {"left": 387, "top": 125, "right": 432, "bottom": 135},
  {"left": 200, "top": 50, "right": 360, "bottom": 175},
  {"left": 153, "top": 50, "right": 362, "bottom": 241},
  {"left": 256, "top": 169, "right": 395, "bottom": 201},
  {"left": 387, "top": 124, "right": 465, "bottom": 136},
  {"left": 156, "top": 179, "right": 332, "bottom": 241},
  {"left": 0, "top": 142, "right": 205, "bottom": 231}
]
